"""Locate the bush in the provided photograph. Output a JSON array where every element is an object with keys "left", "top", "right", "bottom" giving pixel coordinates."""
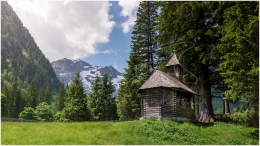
[
  {"left": 54, "top": 111, "right": 69, "bottom": 122},
  {"left": 35, "top": 102, "right": 54, "bottom": 122},
  {"left": 229, "top": 108, "right": 259, "bottom": 127},
  {"left": 19, "top": 107, "right": 37, "bottom": 120}
]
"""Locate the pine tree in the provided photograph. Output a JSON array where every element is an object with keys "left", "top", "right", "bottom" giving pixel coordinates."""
[
  {"left": 1, "top": 2, "right": 63, "bottom": 96},
  {"left": 53, "top": 84, "right": 66, "bottom": 113},
  {"left": 43, "top": 84, "right": 52, "bottom": 105},
  {"left": 2, "top": 81, "right": 11, "bottom": 117},
  {"left": 132, "top": 1, "right": 158, "bottom": 69},
  {"left": 11, "top": 79, "right": 22, "bottom": 118},
  {"left": 116, "top": 80, "right": 134, "bottom": 120},
  {"left": 88, "top": 73, "right": 116, "bottom": 121},
  {"left": 156, "top": 1, "right": 221, "bottom": 122},
  {"left": 216, "top": 1, "right": 259, "bottom": 126},
  {"left": 87, "top": 74, "right": 102, "bottom": 120},
  {"left": 117, "top": 1, "right": 157, "bottom": 120},
  {"left": 100, "top": 74, "right": 116, "bottom": 120},
  {"left": 38, "top": 85, "right": 46, "bottom": 103},
  {"left": 1, "top": 93, "right": 8, "bottom": 117},
  {"left": 27, "top": 81, "right": 38, "bottom": 108},
  {"left": 63, "top": 73, "right": 89, "bottom": 121}
]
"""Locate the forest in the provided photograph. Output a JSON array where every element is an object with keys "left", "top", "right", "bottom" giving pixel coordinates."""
[
  {"left": 1, "top": 0, "right": 259, "bottom": 129},
  {"left": 116, "top": 1, "right": 258, "bottom": 127}
]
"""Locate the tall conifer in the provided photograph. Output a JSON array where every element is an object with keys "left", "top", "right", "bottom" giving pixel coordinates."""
[
  {"left": 156, "top": 1, "right": 221, "bottom": 122},
  {"left": 117, "top": 1, "right": 157, "bottom": 120},
  {"left": 63, "top": 73, "right": 88, "bottom": 121}
]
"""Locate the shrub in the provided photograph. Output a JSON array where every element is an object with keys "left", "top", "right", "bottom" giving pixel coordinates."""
[
  {"left": 35, "top": 102, "right": 54, "bottom": 122},
  {"left": 229, "top": 108, "right": 259, "bottom": 127},
  {"left": 54, "top": 111, "right": 69, "bottom": 122},
  {"left": 19, "top": 107, "right": 37, "bottom": 120}
]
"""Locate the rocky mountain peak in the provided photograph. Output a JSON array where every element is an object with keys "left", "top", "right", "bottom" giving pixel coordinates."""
[{"left": 51, "top": 58, "right": 124, "bottom": 93}]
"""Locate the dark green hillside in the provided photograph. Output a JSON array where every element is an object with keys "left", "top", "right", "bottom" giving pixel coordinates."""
[{"left": 1, "top": 1, "right": 62, "bottom": 93}]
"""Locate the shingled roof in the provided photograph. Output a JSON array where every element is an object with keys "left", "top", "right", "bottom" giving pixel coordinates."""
[
  {"left": 138, "top": 70, "right": 196, "bottom": 94},
  {"left": 165, "top": 53, "right": 180, "bottom": 66}
]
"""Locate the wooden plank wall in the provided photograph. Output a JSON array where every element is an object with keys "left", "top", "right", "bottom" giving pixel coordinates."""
[
  {"left": 141, "top": 88, "right": 195, "bottom": 119},
  {"left": 141, "top": 88, "right": 161, "bottom": 117}
]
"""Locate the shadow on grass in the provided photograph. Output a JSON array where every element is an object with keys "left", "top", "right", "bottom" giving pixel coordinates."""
[
  {"left": 174, "top": 120, "right": 215, "bottom": 128},
  {"left": 247, "top": 129, "right": 259, "bottom": 140}
]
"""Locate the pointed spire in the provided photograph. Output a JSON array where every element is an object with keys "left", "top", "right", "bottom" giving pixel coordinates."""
[{"left": 165, "top": 51, "right": 180, "bottom": 67}]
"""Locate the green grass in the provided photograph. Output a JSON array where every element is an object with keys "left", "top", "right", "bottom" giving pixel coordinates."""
[{"left": 1, "top": 120, "right": 259, "bottom": 145}]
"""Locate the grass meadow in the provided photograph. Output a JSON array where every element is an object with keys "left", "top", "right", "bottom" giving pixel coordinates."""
[{"left": 1, "top": 119, "right": 259, "bottom": 145}]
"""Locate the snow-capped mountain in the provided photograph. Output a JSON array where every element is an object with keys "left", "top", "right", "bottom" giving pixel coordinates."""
[{"left": 51, "top": 58, "right": 124, "bottom": 93}]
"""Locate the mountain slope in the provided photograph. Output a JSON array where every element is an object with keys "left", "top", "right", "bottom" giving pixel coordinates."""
[
  {"left": 51, "top": 58, "right": 124, "bottom": 92},
  {"left": 1, "top": 1, "right": 62, "bottom": 92}
]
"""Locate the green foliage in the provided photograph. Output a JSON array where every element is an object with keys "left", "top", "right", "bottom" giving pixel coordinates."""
[
  {"left": 156, "top": 1, "right": 221, "bottom": 121},
  {"left": 19, "top": 107, "right": 37, "bottom": 120},
  {"left": 117, "top": 63, "right": 153, "bottom": 120},
  {"left": 38, "top": 84, "right": 52, "bottom": 105},
  {"left": 53, "top": 111, "right": 69, "bottom": 122},
  {"left": 87, "top": 73, "right": 117, "bottom": 121},
  {"left": 27, "top": 81, "right": 38, "bottom": 108},
  {"left": 1, "top": 93, "right": 8, "bottom": 117},
  {"left": 1, "top": 1, "right": 62, "bottom": 96},
  {"left": 63, "top": 73, "right": 89, "bottom": 121},
  {"left": 137, "top": 119, "right": 259, "bottom": 144},
  {"left": 1, "top": 120, "right": 258, "bottom": 145},
  {"left": 216, "top": 1, "right": 259, "bottom": 126},
  {"left": 117, "top": 1, "right": 157, "bottom": 120},
  {"left": 131, "top": 1, "right": 158, "bottom": 69},
  {"left": 35, "top": 102, "right": 54, "bottom": 122},
  {"left": 1, "top": 2, "right": 63, "bottom": 119},
  {"left": 137, "top": 120, "right": 199, "bottom": 144},
  {"left": 2, "top": 77, "right": 25, "bottom": 118},
  {"left": 43, "top": 84, "right": 52, "bottom": 105},
  {"left": 53, "top": 84, "right": 66, "bottom": 113}
]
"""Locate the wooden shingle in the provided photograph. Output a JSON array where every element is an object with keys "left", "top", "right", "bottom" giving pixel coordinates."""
[
  {"left": 139, "top": 70, "right": 196, "bottom": 94},
  {"left": 165, "top": 53, "right": 180, "bottom": 66}
]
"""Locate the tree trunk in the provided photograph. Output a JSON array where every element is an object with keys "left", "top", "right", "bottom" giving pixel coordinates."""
[
  {"left": 77, "top": 110, "right": 79, "bottom": 122},
  {"left": 199, "top": 65, "right": 215, "bottom": 122},
  {"left": 223, "top": 100, "right": 230, "bottom": 114},
  {"left": 195, "top": 95, "right": 200, "bottom": 120}
]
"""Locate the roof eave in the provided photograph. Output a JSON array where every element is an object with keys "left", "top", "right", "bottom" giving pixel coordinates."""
[{"left": 138, "top": 86, "right": 197, "bottom": 95}]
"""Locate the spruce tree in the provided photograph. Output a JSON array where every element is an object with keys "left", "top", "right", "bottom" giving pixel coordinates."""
[
  {"left": 1, "top": 93, "right": 8, "bottom": 117},
  {"left": 63, "top": 73, "right": 89, "bottom": 121},
  {"left": 43, "top": 84, "right": 52, "bottom": 105},
  {"left": 216, "top": 1, "right": 259, "bottom": 126},
  {"left": 87, "top": 74, "right": 102, "bottom": 120},
  {"left": 100, "top": 74, "right": 116, "bottom": 120},
  {"left": 88, "top": 73, "right": 116, "bottom": 121},
  {"left": 117, "top": 1, "right": 157, "bottom": 120},
  {"left": 53, "top": 84, "right": 66, "bottom": 113},
  {"left": 38, "top": 85, "right": 46, "bottom": 103},
  {"left": 2, "top": 81, "right": 12, "bottom": 117},
  {"left": 11, "top": 79, "right": 22, "bottom": 118},
  {"left": 156, "top": 1, "right": 221, "bottom": 122},
  {"left": 27, "top": 81, "right": 38, "bottom": 108}
]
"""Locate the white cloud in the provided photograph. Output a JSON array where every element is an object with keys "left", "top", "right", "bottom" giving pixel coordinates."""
[
  {"left": 8, "top": 1, "right": 115, "bottom": 62},
  {"left": 118, "top": 0, "right": 139, "bottom": 34}
]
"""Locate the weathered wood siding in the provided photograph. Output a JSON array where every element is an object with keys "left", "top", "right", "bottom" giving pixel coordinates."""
[
  {"left": 141, "top": 87, "right": 195, "bottom": 120},
  {"left": 161, "top": 89, "right": 176, "bottom": 117},
  {"left": 141, "top": 88, "right": 161, "bottom": 117}
]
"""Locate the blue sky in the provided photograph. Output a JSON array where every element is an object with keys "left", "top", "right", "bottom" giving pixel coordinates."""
[
  {"left": 8, "top": 1, "right": 140, "bottom": 73},
  {"left": 83, "top": 1, "right": 134, "bottom": 72}
]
